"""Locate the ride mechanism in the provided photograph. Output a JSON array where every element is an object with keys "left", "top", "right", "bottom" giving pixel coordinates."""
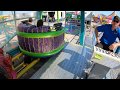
[
  {"left": 0, "top": 32, "right": 40, "bottom": 79},
  {"left": 0, "top": 21, "right": 65, "bottom": 79},
  {"left": 0, "top": 46, "right": 40, "bottom": 79}
]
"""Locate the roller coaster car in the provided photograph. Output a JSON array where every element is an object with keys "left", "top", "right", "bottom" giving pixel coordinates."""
[{"left": 53, "top": 23, "right": 63, "bottom": 31}]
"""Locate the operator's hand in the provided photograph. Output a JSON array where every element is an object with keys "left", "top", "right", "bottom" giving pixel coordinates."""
[{"left": 109, "top": 43, "right": 118, "bottom": 50}]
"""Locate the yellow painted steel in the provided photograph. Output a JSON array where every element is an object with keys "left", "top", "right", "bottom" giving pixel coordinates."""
[
  {"left": 17, "top": 64, "right": 27, "bottom": 73},
  {"left": 12, "top": 53, "right": 23, "bottom": 62},
  {"left": 17, "top": 58, "right": 40, "bottom": 79},
  {"left": 14, "top": 62, "right": 24, "bottom": 71},
  {"left": 12, "top": 53, "right": 23, "bottom": 70},
  {"left": 11, "top": 52, "right": 40, "bottom": 79}
]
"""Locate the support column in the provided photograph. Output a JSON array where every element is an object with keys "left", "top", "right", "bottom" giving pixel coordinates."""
[
  {"left": 65, "top": 11, "right": 66, "bottom": 25},
  {"left": 13, "top": 11, "right": 17, "bottom": 27},
  {"left": 57, "top": 11, "right": 59, "bottom": 22},
  {"left": 36, "top": 11, "right": 43, "bottom": 20},
  {"left": 80, "top": 11, "right": 85, "bottom": 46}
]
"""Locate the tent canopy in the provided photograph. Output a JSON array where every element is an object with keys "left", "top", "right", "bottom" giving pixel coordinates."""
[
  {"left": 85, "top": 12, "right": 93, "bottom": 21},
  {"left": 107, "top": 11, "right": 116, "bottom": 20}
]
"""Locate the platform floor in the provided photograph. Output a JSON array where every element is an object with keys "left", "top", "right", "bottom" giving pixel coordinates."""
[
  {"left": 29, "top": 27, "right": 94, "bottom": 79},
  {"left": 30, "top": 42, "right": 93, "bottom": 79},
  {"left": 20, "top": 32, "right": 81, "bottom": 79},
  {"left": 30, "top": 27, "right": 120, "bottom": 79}
]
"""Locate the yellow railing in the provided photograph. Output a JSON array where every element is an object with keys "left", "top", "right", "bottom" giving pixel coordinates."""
[
  {"left": 17, "top": 58, "right": 40, "bottom": 79},
  {"left": 11, "top": 52, "right": 40, "bottom": 79}
]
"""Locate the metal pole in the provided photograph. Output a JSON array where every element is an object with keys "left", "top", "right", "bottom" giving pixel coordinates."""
[
  {"left": 65, "top": 11, "right": 66, "bottom": 25},
  {"left": 36, "top": 11, "right": 43, "bottom": 20},
  {"left": 57, "top": 11, "right": 59, "bottom": 22},
  {"left": 80, "top": 11, "right": 85, "bottom": 46},
  {"left": 13, "top": 11, "right": 17, "bottom": 27},
  {"left": 40, "top": 11, "right": 43, "bottom": 19}
]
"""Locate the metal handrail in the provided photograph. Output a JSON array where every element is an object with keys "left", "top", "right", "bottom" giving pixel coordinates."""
[
  {"left": 1, "top": 32, "right": 17, "bottom": 48},
  {"left": 0, "top": 17, "right": 37, "bottom": 48},
  {"left": 0, "top": 17, "right": 36, "bottom": 24}
]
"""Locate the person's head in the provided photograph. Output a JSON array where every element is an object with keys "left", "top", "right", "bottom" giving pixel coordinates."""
[
  {"left": 112, "top": 16, "right": 120, "bottom": 28},
  {"left": 37, "top": 19, "right": 43, "bottom": 27},
  {"left": 28, "top": 18, "right": 33, "bottom": 23},
  {"left": 21, "top": 20, "right": 28, "bottom": 24}
]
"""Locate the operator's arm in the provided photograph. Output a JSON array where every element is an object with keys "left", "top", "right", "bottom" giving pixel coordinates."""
[
  {"left": 117, "top": 42, "right": 120, "bottom": 46},
  {"left": 116, "top": 30, "right": 120, "bottom": 46},
  {"left": 109, "top": 42, "right": 120, "bottom": 50},
  {"left": 95, "top": 28, "right": 100, "bottom": 43},
  {"left": 115, "top": 32, "right": 120, "bottom": 47},
  {"left": 109, "top": 29, "right": 120, "bottom": 50},
  {"left": 95, "top": 25, "right": 106, "bottom": 43}
]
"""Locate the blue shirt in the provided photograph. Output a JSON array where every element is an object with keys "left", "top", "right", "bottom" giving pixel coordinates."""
[{"left": 97, "top": 24, "right": 120, "bottom": 45}]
